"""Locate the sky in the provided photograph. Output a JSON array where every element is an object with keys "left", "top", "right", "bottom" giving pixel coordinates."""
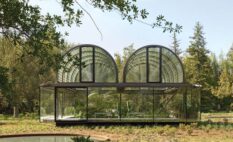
[{"left": 31, "top": 0, "right": 233, "bottom": 57}]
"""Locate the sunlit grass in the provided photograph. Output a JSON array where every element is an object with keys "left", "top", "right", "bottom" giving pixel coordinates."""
[{"left": 0, "top": 114, "right": 233, "bottom": 141}]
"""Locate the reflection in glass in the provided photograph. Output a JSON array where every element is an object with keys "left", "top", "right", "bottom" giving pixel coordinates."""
[{"left": 56, "top": 88, "right": 87, "bottom": 121}]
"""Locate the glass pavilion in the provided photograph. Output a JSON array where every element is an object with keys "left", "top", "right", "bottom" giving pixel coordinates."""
[{"left": 40, "top": 44, "right": 201, "bottom": 125}]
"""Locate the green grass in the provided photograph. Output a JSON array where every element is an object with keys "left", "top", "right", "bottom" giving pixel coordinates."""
[{"left": 0, "top": 113, "right": 233, "bottom": 142}]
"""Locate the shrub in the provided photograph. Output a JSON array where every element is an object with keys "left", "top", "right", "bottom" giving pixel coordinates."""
[{"left": 71, "top": 136, "right": 94, "bottom": 142}]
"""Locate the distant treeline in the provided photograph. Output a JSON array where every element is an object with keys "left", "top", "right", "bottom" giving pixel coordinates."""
[{"left": 0, "top": 22, "right": 233, "bottom": 116}]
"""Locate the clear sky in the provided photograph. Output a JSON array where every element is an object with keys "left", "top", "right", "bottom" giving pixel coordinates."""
[{"left": 31, "top": 0, "right": 233, "bottom": 57}]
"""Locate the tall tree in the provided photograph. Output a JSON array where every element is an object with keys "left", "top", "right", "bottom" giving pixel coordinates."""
[
  {"left": 184, "top": 22, "right": 211, "bottom": 89},
  {"left": 212, "top": 44, "right": 233, "bottom": 98},
  {"left": 114, "top": 44, "right": 135, "bottom": 82},
  {"left": 114, "top": 53, "right": 123, "bottom": 82},
  {"left": 122, "top": 44, "right": 136, "bottom": 65},
  {"left": 209, "top": 52, "right": 219, "bottom": 87},
  {"left": 170, "top": 32, "right": 182, "bottom": 57},
  {"left": 212, "top": 60, "right": 232, "bottom": 98},
  {"left": 227, "top": 43, "right": 233, "bottom": 68}
]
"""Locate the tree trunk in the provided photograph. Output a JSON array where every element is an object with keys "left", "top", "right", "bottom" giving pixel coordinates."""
[{"left": 13, "top": 106, "right": 19, "bottom": 117}]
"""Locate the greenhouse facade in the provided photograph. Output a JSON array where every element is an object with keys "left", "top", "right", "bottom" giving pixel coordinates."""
[{"left": 40, "top": 44, "right": 201, "bottom": 125}]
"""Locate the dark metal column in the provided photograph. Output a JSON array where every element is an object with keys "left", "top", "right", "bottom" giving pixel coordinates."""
[
  {"left": 153, "top": 87, "right": 155, "bottom": 122},
  {"left": 39, "top": 87, "right": 41, "bottom": 122},
  {"left": 86, "top": 87, "right": 89, "bottom": 121},
  {"left": 184, "top": 87, "right": 188, "bottom": 123},
  {"left": 119, "top": 93, "right": 122, "bottom": 121},
  {"left": 54, "top": 87, "right": 57, "bottom": 122}
]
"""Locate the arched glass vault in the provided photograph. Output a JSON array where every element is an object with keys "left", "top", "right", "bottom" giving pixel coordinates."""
[
  {"left": 123, "top": 45, "right": 184, "bottom": 83},
  {"left": 58, "top": 44, "right": 118, "bottom": 83},
  {"left": 40, "top": 44, "right": 200, "bottom": 125}
]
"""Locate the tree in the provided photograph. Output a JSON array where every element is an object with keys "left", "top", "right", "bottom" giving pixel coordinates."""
[
  {"left": 114, "top": 52, "right": 123, "bottom": 82},
  {"left": 212, "top": 60, "right": 232, "bottom": 98},
  {"left": 122, "top": 44, "right": 136, "bottom": 65},
  {"left": 114, "top": 44, "right": 135, "bottom": 82},
  {"left": 183, "top": 22, "right": 216, "bottom": 112},
  {"left": 170, "top": 32, "right": 182, "bottom": 57},
  {"left": 184, "top": 22, "right": 211, "bottom": 89},
  {"left": 212, "top": 44, "right": 233, "bottom": 98},
  {"left": 0, "top": 38, "right": 56, "bottom": 115},
  {"left": 209, "top": 52, "right": 219, "bottom": 87},
  {"left": 0, "top": 67, "right": 9, "bottom": 93},
  {"left": 0, "top": 0, "right": 182, "bottom": 67}
]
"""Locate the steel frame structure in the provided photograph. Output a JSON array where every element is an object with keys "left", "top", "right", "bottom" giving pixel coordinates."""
[{"left": 40, "top": 44, "right": 201, "bottom": 126}]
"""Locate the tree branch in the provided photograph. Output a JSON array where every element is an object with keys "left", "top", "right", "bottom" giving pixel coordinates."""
[{"left": 75, "top": 0, "right": 103, "bottom": 41}]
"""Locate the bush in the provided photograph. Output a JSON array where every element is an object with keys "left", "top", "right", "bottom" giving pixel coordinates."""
[{"left": 71, "top": 136, "right": 94, "bottom": 142}]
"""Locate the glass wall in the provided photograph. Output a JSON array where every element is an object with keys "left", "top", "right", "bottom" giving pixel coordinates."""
[
  {"left": 121, "top": 87, "right": 154, "bottom": 122},
  {"left": 40, "top": 86, "right": 200, "bottom": 123},
  {"left": 56, "top": 88, "right": 87, "bottom": 121},
  {"left": 153, "top": 88, "right": 185, "bottom": 122},
  {"left": 186, "top": 88, "right": 201, "bottom": 121},
  {"left": 40, "top": 87, "right": 54, "bottom": 122},
  {"left": 88, "top": 87, "right": 120, "bottom": 121}
]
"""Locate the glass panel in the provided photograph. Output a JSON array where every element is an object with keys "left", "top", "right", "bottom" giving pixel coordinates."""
[
  {"left": 56, "top": 88, "right": 87, "bottom": 121},
  {"left": 57, "top": 48, "right": 80, "bottom": 82},
  {"left": 186, "top": 87, "right": 201, "bottom": 121},
  {"left": 95, "top": 48, "right": 116, "bottom": 82},
  {"left": 161, "top": 48, "right": 183, "bottom": 83},
  {"left": 40, "top": 87, "right": 54, "bottom": 122},
  {"left": 121, "top": 87, "right": 153, "bottom": 122},
  {"left": 148, "top": 47, "right": 160, "bottom": 82},
  {"left": 88, "top": 87, "right": 120, "bottom": 122},
  {"left": 154, "top": 88, "right": 184, "bottom": 122},
  {"left": 81, "top": 47, "right": 93, "bottom": 82},
  {"left": 125, "top": 48, "right": 147, "bottom": 82}
]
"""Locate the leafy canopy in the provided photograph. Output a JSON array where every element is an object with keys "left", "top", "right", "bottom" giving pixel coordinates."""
[
  {"left": 0, "top": 0, "right": 182, "bottom": 68},
  {"left": 0, "top": 0, "right": 182, "bottom": 92}
]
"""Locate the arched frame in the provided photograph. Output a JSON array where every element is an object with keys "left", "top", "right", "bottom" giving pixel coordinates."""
[
  {"left": 123, "top": 45, "right": 185, "bottom": 83},
  {"left": 57, "top": 44, "right": 119, "bottom": 83}
]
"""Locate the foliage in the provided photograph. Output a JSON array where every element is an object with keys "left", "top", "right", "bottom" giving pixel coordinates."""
[
  {"left": 0, "top": 0, "right": 65, "bottom": 71},
  {"left": 212, "top": 45, "right": 233, "bottom": 98},
  {"left": 0, "top": 0, "right": 182, "bottom": 71},
  {"left": 170, "top": 32, "right": 182, "bottom": 57},
  {"left": 0, "top": 0, "right": 183, "bottom": 114},
  {"left": 184, "top": 22, "right": 212, "bottom": 89},
  {"left": 209, "top": 53, "right": 219, "bottom": 87},
  {"left": 0, "top": 66, "right": 10, "bottom": 110},
  {"left": 114, "top": 44, "right": 136, "bottom": 82},
  {"left": 183, "top": 22, "right": 221, "bottom": 112},
  {"left": 0, "top": 38, "right": 56, "bottom": 114},
  {"left": 71, "top": 136, "right": 94, "bottom": 142},
  {"left": 212, "top": 60, "right": 233, "bottom": 98},
  {"left": 0, "top": 66, "right": 9, "bottom": 93}
]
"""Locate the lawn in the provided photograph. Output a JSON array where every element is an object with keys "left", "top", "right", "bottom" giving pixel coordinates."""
[{"left": 0, "top": 114, "right": 233, "bottom": 142}]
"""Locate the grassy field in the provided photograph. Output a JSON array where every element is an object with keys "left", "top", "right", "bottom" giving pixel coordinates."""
[{"left": 0, "top": 113, "right": 233, "bottom": 142}]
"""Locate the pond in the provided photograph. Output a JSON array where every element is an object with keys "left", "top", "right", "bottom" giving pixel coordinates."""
[{"left": 0, "top": 135, "right": 98, "bottom": 142}]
